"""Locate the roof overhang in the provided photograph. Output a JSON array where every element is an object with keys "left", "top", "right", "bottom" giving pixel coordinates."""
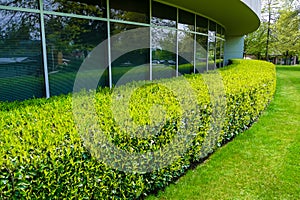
[{"left": 157, "top": 0, "right": 261, "bottom": 36}]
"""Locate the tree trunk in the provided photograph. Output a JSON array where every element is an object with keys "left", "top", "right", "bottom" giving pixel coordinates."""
[{"left": 265, "top": 1, "right": 272, "bottom": 61}]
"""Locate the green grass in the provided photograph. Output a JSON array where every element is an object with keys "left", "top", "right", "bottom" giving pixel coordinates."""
[{"left": 147, "top": 65, "right": 300, "bottom": 200}]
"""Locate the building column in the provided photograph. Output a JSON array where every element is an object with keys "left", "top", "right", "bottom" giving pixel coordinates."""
[{"left": 224, "top": 36, "right": 244, "bottom": 65}]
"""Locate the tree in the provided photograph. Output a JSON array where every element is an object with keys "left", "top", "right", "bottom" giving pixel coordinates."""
[
  {"left": 244, "top": 22, "right": 268, "bottom": 59},
  {"left": 0, "top": 0, "right": 108, "bottom": 58},
  {"left": 262, "top": 0, "right": 282, "bottom": 60},
  {"left": 273, "top": 8, "right": 300, "bottom": 63},
  {"left": 245, "top": 0, "right": 281, "bottom": 59},
  {"left": 245, "top": 0, "right": 300, "bottom": 64}
]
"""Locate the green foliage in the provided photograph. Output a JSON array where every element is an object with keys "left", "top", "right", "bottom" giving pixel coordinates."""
[
  {"left": 0, "top": 60, "right": 276, "bottom": 199},
  {"left": 273, "top": 8, "right": 300, "bottom": 55},
  {"left": 244, "top": 22, "right": 269, "bottom": 58},
  {"left": 219, "top": 60, "right": 276, "bottom": 140},
  {"left": 245, "top": 0, "right": 300, "bottom": 58},
  {"left": 147, "top": 64, "right": 300, "bottom": 200}
]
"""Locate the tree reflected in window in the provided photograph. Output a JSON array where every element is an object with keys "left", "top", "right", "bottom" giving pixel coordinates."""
[
  {"left": 178, "top": 10, "right": 194, "bottom": 32},
  {"left": 0, "top": 0, "right": 226, "bottom": 101},
  {"left": 178, "top": 31, "right": 194, "bottom": 75},
  {"left": 151, "top": 1, "right": 176, "bottom": 27},
  {"left": 110, "top": 23, "right": 150, "bottom": 85},
  {"left": 45, "top": 15, "right": 108, "bottom": 95},
  {"left": 44, "top": 0, "right": 107, "bottom": 17},
  {"left": 0, "top": 0, "right": 38, "bottom": 9},
  {"left": 0, "top": 10, "right": 44, "bottom": 101},
  {"left": 110, "top": 0, "right": 149, "bottom": 23},
  {"left": 196, "top": 15, "right": 208, "bottom": 34},
  {"left": 152, "top": 27, "right": 176, "bottom": 80}
]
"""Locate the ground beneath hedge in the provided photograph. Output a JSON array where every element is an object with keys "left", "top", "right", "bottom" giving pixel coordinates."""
[{"left": 147, "top": 65, "right": 300, "bottom": 199}]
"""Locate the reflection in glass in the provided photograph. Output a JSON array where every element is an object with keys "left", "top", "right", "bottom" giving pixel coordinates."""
[
  {"left": 209, "top": 20, "right": 217, "bottom": 32},
  {"left": 220, "top": 26, "right": 225, "bottom": 38},
  {"left": 216, "top": 39, "right": 221, "bottom": 68},
  {"left": 44, "top": 0, "right": 107, "bottom": 17},
  {"left": 0, "top": 0, "right": 38, "bottom": 9},
  {"left": 0, "top": 10, "right": 44, "bottom": 101},
  {"left": 151, "top": 1, "right": 176, "bottom": 28},
  {"left": 196, "top": 15, "right": 208, "bottom": 34},
  {"left": 207, "top": 20, "right": 216, "bottom": 70},
  {"left": 218, "top": 40, "right": 224, "bottom": 68},
  {"left": 178, "top": 10, "right": 194, "bottom": 32},
  {"left": 110, "top": 23, "right": 150, "bottom": 85},
  {"left": 195, "top": 35, "right": 207, "bottom": 73},
  {"left": 178, "top": 31, "right": 194, "bottom": 75},
  {"left": 217, "top": 24, "right": 222, "bottom": 38},
  {"left": 110, "top": 0, "right": 149, "bottom": 23},
  {"left": 152, "top": 27, "right": 177, "bottom": 80},
  {"left": 45, "top": 15, "right": 108, "bottom": 96},
  {"left": 208, "top": 40, "right": 216, "bottom": 70}
]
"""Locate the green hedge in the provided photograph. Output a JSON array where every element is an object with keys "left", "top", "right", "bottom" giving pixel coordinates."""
[{"left": 0, "top": 59, "right": 276, "bottom": 199}]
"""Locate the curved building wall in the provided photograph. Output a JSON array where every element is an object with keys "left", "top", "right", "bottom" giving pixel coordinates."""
[
  {"left": 159, "top": 0, "right": 261, "bottom": 65},
  {"left": 223, "top": 0, "right": 261, "bottom": 65},
  {"left": 160, "top": 0, "right": 261, "bottom": 36},
  {"left": 0, "top": 0, "right": 259, "bottom": 102}
]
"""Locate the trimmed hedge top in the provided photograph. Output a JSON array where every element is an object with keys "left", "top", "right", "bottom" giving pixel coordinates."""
[{"left": 0, "top": 59, "right": 276, "bottom": 199}]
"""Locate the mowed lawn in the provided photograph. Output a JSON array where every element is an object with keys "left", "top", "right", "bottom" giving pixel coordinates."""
[{"left": 147, "top": 65, "right": 300, "bottom": 200}]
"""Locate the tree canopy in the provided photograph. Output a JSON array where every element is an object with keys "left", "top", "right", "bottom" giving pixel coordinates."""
[{"left": 245, "top": 0, "right": 300, "bottom": 62}]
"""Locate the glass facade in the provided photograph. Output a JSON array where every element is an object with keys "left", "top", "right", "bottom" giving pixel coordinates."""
[
  {"left": 0, "top": 10, "right": 44, "bottom": 101},
  {"left": 151, "top": 2, "right": 177, "bottom": 80},
  {"left": 44, "top": 0, "right": 107, "bottom": 17},
  {"left": 178, "top": 9, "right": 194, "bottom": 75},
  {"left": 111, "top": 22, "right": 150, "bottom": 85},
  {"left": 0, "top": 0, "right": 225, "bottom": 102},
  {"left": 110, "top": 0, "right": 149, "bottom": 23},
  {"left": 152, "top": 27, "right": 177, "bottom": 80},
  {"left": 196, "top": 15, "right": 208, "bottom": 34},
  {"left": 151, "top": 1, "right": 176, "bottom": 28},
  {"left": 178, "top": 30, "right": 194, "bottom": 75},
  {"left": 45, "top": 15, "right": 108, "bottom": 96},
  {"left": 0, "top": 0, "right": 38, "bottom": 9},
  {"left": 195, "top": 34, "right": 207, "bottom": 73}
]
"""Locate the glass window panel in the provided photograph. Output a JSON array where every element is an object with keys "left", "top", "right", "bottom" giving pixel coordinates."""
[
  {"left": 208, "top": 20, "right": 216, "bottom": 70},
  {"left": 178, "top": 31, "right": 194, "bottom": 75},
  {"left": 196, "top": 15, "right": 208, "bottom": 34},
  {"left": 178, "top": 10, "right": 195, "bottom": 32},
  {"left": 0, "top": 10, "right": 44, "bottom": 101},
  {"left": 209, "top": 20, "right": 217, "bottom": 32},
  {"left": 110, "top": 23, "right": 150, "bottom": 85},
  {"left": 44, "top": 0, "right": 107, "bottom": 18},
  {"left": 216, "top": 39, "right": 221, "bottom": 68},
  {"left": 151, "top": 1, "right": 176, "bottom": 28},
  {"left": 0, "top": 0, "right": 38, "bottom": 9},
  {"left": 110, "top": 0, "right": 149, "bottom": 23},
  {"left": 45, "top": 15, "right": 108, "bottom": 96},
  {"left": 217, "top": 24, "right": 225, "bottom": 38},
  {"left": 195, "top": 34, "right": 207, "bottom": 73},
  {"left": 220, "top": 40, "right": 224, "bottom": 67},
  {"left": 217, "top": 24, "right": 222, "bottom": 37},
  {"left": 208, "top": 40, "right": 216, "bottom": 70},
  {"left": 152, "top": 27, "right": 176, "bottom": 80},
  {"left": 221, "top": 27, "right": 225, "bottom": 38}
]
